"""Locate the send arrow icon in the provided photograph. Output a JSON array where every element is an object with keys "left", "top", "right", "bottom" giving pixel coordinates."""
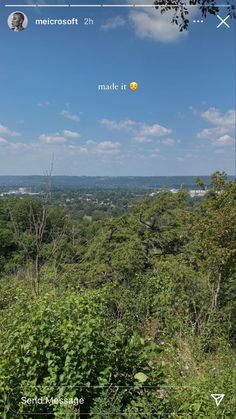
[{"left": 211, "top": 394, "right": 225, "bottom": 406}]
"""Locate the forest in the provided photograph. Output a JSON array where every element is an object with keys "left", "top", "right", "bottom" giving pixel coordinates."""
[{"left": 0, "top": 172, "right": 235, "bottom": 418}]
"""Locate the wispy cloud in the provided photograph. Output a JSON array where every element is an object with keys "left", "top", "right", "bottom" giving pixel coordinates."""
[
  {"left": 100, "top": 118, "right": 136, "bottom": 132},
  {"left": 86, "top": 140, "right": 120, "bottom": 155},
  {"left": 201, "top": 108, "right": 235, "bottom": 128},
  {"left": 60, "top": 109, "right": 81, "bottom": 122},
  {"left": 215, "top": 135, "right": 234, "bottom": 146},
  {"left": 39, "top": 133, "right": 67, "bottom": 144},
  {"left": 197, "top": 107, "right": 235, "bottom": 147},
  {"left": 63, "top": 130, "right": 80, "bottom": 138},
  {"left": 0, "top": 123, "right": 20, "bottom": 137},
  {"left": 100, "top": 117, "right": 172, "bottom": 143},
  {"left": 128, "top": 0, "right": 190, "bottom": 43},
  {"left": 101, "top": 16, "right": 126, "bottom": 32},
  {"left": 137, "top": 123, "right": 171, "bottom": 138},
  {"left": 197, "top": 126, "right": 229, "bottom": 140},
  {"left": 0, "top": 138, "right": 29, "bottom": 149},
  {"left": 37, "top": 101, "right": 50, "bottom": 108},
  {"left": 39, "top": 129, "right": 80, "bottom": 144}
]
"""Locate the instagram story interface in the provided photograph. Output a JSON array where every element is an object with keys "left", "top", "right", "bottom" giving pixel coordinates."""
[{"left": 0, "top": 1, "right": 235, "bottom": 417}]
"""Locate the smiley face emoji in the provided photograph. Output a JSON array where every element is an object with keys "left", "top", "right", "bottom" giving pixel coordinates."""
[{"left": 130, "top": 82, "right": 138, "bottom": 91}]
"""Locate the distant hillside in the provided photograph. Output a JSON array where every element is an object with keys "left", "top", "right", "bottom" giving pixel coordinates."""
[{"left": 0, "top": 175, "right": 234, "bottom": 192}]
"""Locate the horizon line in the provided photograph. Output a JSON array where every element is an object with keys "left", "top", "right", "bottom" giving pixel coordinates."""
[{"left": 0, "top": 174, "right": 234, "bottom": 178}]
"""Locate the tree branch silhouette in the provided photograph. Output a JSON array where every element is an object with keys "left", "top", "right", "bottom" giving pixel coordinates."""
[{"left": 154, "top": 0, "right": 236, "bottom": 31}]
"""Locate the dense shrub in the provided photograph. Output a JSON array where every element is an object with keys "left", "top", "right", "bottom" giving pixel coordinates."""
[{"left": 0, "top": 288, "right": 164, "bottom": 417}]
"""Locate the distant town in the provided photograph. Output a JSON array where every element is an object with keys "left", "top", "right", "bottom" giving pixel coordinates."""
[
  {"left": 0, "top": 187, "right": 39, "bottom": 197},
  {"left": 149, "top": 188, "right": 207, "bottom": 198},
  {"left": 0, "top": 186, "right": 208, "bottom": 199}
]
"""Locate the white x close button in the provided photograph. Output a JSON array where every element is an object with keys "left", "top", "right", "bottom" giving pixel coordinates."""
[{"left": 217, "top": 15, "right": 230, "bottom": 29}]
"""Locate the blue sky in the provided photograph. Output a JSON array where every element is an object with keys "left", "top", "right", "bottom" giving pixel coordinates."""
[{"left": 0, "top": 1, "right": 235, "bottom": 175}]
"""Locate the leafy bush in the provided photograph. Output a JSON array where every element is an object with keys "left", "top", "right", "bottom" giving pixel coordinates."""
[{"left": 0, "top": 288, "right": 164, "bottom": 417}]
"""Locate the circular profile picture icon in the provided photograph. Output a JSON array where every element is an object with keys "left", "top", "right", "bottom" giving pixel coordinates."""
[{"left": 8, "top": 11, "right": 28, "bottom": 32}]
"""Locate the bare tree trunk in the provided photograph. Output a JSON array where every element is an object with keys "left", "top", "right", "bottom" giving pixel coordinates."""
[{"left": 211, "top": 272, "right": 222, "bottom": 310}]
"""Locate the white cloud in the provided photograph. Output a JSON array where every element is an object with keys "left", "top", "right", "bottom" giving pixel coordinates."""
[
  {"left": 128, "top": 0, "right": 189, "bottom": 43},
  {"left": 198, "top": 107, "right": 235, "bottom": 147},
  {"left": 100, "top": 118, "right": 171, "bottom": 144},
  {"left": 201, "top": 108, "right": 235, "bottom": 128},
  {"left": 39, "top": 133, "right": 67, "bottom": 144},
  {"left": 68, "top": 144, "right": 88, "bottom": 154},
  {"left": 86, "top": 140, "right": 96, "bottom": 146},
  {"left": 101, "top": 16, "right": 126, "bottom": 31},
  {"left": 67, "top": 140, "right": 120, "bottom": 155},
  {"left": 60, "top": 109, "right": 81, "bottom": 122},
  {"left": 39, "top": 129, "right": 80, "bottom": 144},
  {"left": 197, "top": 126, "right": 229, "bottom": 140},
  {"left": 216, "top": 135, "right": 234, "bottom": 146},
  {"left": 0, "top": 137, "right": 29, "bottom": 149},
  {"left": 63, "top": 130, "right": 80, "bottom": 138},
  {"left": 93, "top": 141, "right": 120, "bottom": 155},
  {"left": 100, "top": 118, "right": 136, "bottom": 132},
  {"left": 0, "top": 123, "right": 20, "bottom": 137},
  {"left": 138, "top": 123, "right": 171, "bottom": 137}
]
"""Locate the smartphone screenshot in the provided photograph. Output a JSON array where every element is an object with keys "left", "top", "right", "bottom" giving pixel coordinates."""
[{"left": 0, "top": 0, "right": 235, "bottom": 417}]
